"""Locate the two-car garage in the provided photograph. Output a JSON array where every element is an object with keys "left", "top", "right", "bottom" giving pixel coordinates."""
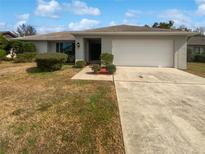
[{"left": 112, "top": 39, "right": 174, "bottom": 67}]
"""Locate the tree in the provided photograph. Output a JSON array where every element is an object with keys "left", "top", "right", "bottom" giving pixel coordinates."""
[
  {"left": 8, "top": 40, "right": 24, "bottom": 53},
  {"left": 152, "top": 20, "right": 174, "bottom": 29},
  {"left": 22, "top": 42, "right": 36, "bottom": 53},
  {"left": 144, "top": 24, "right": 150, "bottom": 28},
  {"left": 177, "top": 25, "right": 192, "bottom": 32},
  {"left": 152, "top": 22, "right": 159, "bottom": 28},
  {"left": 16, "top": 24, "right": 37, "bottom": 37},
  {"left": 0, "top": 35, "right": 9, "bottom": 50},
  {"left": 194, "top": 27, "right": 205, "bottom": 34}
]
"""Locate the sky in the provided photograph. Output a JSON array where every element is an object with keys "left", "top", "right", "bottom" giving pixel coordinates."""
[{"left": 0, "top": 0, "right": 205, "bottom": 34}]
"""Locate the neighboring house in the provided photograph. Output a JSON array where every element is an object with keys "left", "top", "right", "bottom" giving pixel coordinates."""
[
  {"left": 16, "top": 25, "right": 198, "bottom": 69},
  {"left": 0, "top": 31, "right": 17, "bottom": 39},
  {"left": 188, "top": 35, "right": 205, "bottom": 54}
]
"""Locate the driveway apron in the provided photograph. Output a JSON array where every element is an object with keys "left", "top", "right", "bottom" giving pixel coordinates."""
[{"left": 114, "top": 67, "right": 205, "bottom": 154}]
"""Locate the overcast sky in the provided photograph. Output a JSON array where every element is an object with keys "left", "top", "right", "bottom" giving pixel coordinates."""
[{"left": 0, "top": 0, "right": 205, "bottom": 33}]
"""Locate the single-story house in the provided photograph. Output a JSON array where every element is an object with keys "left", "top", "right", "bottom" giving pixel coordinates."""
[
  {"left": 188, "top": 35, "right": 205, "bottom": 54},
  {"left": 0, "top": 31, "right": 17, "bottom": 39},
  {"left": 16, "top": 25, "right": 198, "bottom": 69}
]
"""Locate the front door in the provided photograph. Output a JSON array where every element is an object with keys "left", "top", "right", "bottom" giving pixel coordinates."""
[{"left": 88, "top": 39, "right": 101, "bottom": 63}]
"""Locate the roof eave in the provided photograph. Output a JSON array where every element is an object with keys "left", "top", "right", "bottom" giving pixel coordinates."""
[
  {"left": 71, "top": 32, "right": 199, "bottom": 36},
  {"left": 188, "top": 44, "right": 205, "bottom": 46},
  {"left": 12, "top": 38, "right": 75, "bottom": 41}
]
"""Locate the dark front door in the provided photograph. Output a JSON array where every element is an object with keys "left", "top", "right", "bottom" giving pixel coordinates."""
[{"left": 89, "top": 39, "right": 101, "bottom": 62}]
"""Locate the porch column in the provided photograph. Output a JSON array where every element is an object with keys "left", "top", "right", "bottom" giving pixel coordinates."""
[{"left": 75, "top": 37, "right": 85, "bottom": 62}]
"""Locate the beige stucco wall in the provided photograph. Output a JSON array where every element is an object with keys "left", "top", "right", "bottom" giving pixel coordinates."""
[
  {"left": 32, "top": 40, "right": 75, "bottom": 53},
  {"left": 174, "top": 37, "right": 187, "bottom": 69},
  {"left": 32, "top": 41, "right": 48, "bottom": 53},
  {"left": 75, "top": 37, "right": 85, "bottom": 61},
  {"left": 101, "top": 37, "right": 112, "bottom": 54},
  {"left": 75, "top": 36, "right": 113, "bottom": 61},
  {"left": 47, "top": 41, "right": 57, "bottom": 52},
  {"left": 32, "top": 41, "right": 56, "bottom": 53},
  {"left": 75, "top": 35, "right": 187, "bottom": 69}
]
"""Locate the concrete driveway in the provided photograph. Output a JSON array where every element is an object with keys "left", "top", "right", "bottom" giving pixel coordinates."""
[{"left": 114, "top": 67, "right": 205, "bottom": 154}]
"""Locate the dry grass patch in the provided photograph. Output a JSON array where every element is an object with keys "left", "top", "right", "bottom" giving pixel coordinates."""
[
  {"left": 0, "top": 62, "right": 124, "bottom": 154},
  {"left": 185, "top": 63, "right": 205, "bottom": 78}
]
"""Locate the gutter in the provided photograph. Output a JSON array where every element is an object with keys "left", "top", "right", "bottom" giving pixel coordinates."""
[
  {"left": 11, "top": 38, "right": 75, "bottom": 41},
  {"left": 71, "top": 31, "right": 199, "bottom": 36},
  {"left": 187, "top": 33, "right": 203, "bottom": 41}
]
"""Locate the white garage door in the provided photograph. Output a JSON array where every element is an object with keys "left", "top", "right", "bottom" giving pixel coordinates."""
[{"left": 112, "top": 39, "right": 174, "bottom": 67}]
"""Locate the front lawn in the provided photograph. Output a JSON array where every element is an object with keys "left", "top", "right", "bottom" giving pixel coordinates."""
[
  {"left": 0, "top": 62, "right": 124, "bottom": 153},
  {"left": 185, "top": 63, "right": 205, "bottom": 78}
]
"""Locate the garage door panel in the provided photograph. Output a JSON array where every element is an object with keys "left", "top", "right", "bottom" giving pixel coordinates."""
[{"left": 112, "top": 39, "right": 174, "bottom": 67}]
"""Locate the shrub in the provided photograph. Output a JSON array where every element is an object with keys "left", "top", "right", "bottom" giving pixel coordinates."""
[
  {"left": 187, "top": 53, "right": 197, "bottom": 62},
  {"left": 8, "top": 40, "right": 24, "bottom": 53},
  {"left": 6, "top": 41, "right": 36, "bottom": 54},
  {"left": 36, "top": 53, "right": 68, "bottom": 71},
  {"left": 15, "top": 52, "right": 36, "bottom": 63},
  {"left": 22, "top": 42, "right": 36, "bottom": 53},
  {"left": 75, "top": 60, "right": 86, "bottom": 68},
  {"left": 92, "top": 64, "right": 101, "bottom": 73},
  {"left": 68, "top": 55, "right": 75, "bottom": 63},
  {"left": 106, "top": 64, "right": 116, "bottom": 74},
  {"left": 187, "top": 48, "right": 194, "bottom": 62},
  {"left": 194, "top": 54, "right": 205, "bottom": 63},
  {"left": 0, "top": 35, "right": 9, "bottom": 50},
  {"left": 0, "top": 49, "right": 6, "bottom": 59},
  {"left": 101, "top": 53, "right": 114, "bottom": 65}
]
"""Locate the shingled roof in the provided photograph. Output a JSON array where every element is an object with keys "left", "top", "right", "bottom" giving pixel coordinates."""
[
  {"left": 71, "top": 25, "right": 198, "bottom": 36},
  {"left": 15, "top": 31, "right": 75, "bottom": 41},
  {"left": 77, "top": 25, "right": 182, "bottom": 33},
  {"left": 15, "top": 25, "right": 198, "bottom": 41}
]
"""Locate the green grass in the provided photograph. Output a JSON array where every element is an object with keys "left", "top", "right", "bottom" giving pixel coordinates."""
[
  {"left": 0, "top": 62, "right": 124, "bottom": 154},
  {"left": 186, "top": 63, "right": 205, "bottom": 78}
]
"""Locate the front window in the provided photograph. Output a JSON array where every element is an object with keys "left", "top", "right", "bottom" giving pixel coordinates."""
[{"left": 56, "top": 42, "right": 75, "bottom": 62}]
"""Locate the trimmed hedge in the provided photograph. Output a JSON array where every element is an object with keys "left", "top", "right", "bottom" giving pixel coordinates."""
[
  {"left": 187, "top": 53, "right": 196, "bottom": 62},
  {"left": 0, "top": 35, "right": 9, "bottom": 50},
  {"left": 22, "top": 42, "right": 36, "bottom": 53},
  {"left": 92, "top": 64, "right": 100, "bottom": 73},
  {"left": 6, "top": 40, "right": 36, "bottom": 54},
  {"left": 194, "top": 54, "right": 205, "bottom": 62},
  {"left": 36, "top": 53, "right": 68, "bottom": 71},
  {"left": 15, "top": 52, "right": 37, "bottom": 63},
  {"left": 75, "top": 60, "right": 86, "bottom": 68},
  {"left": 106, "top": 64, "right": 116, "bottom": 74},
  {"left": 188, "top": 54, "right": 205, "bottom": 63},
  {"left": 0, "top": 49, "right": 6, "bottom": 59},
  {"left": 90, "top": 52, "right": 116, "bottom": 74},
  {"left": 7, "top": 40, "right": 23, "bottom": 53},
  {"left": 101, "top": 53, "right": 113, "bottom": 65}
]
